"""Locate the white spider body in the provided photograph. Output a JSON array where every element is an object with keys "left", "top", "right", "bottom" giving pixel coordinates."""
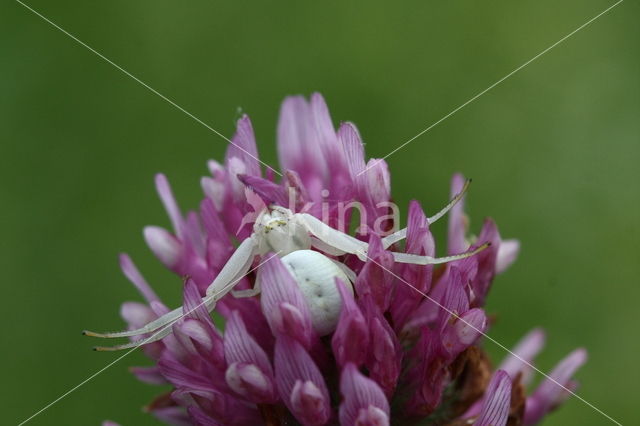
[
  {"left": 86, "top": 180, "right": 486, "bottom": 350},
  {"left": 281, "top": 250, "right": 352, "bottom": 336},
  {"left": 254, "top": 207, "right": 312, "bottom": 255}
]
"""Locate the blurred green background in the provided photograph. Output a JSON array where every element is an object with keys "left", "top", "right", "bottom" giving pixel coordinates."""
[{"left": 1, "top": 1, "right": 637, "bottom": 425}]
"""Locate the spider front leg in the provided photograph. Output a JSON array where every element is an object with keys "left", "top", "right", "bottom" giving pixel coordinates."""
[
  {"left": 84, "top": 235, "right": 258, "bottom": 350},
  {"left": 390, "top": 242, "right": 490, "bottom": 265},
  {"left": 223, "top": 234, "right": 286, "bottom": 299},
  {"left": 382, "top": 178, "right": 471, "bottom": 249},
  {"left": 298, "top": 210, "right": 488, "bottom": 267},
  {"left": 297, "top": 213, "right": 369, "bottom": 261},
  {"left": 231, "top": 282, "right": 262, "bottom": 298},
  {"left": 206, "top": 236, "right": 258, "bottom": 298}
]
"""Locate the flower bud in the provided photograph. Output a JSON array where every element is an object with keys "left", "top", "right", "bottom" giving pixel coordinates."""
[
  {"left": 259, "top": 255, "right": 317, "bottom": 347},
  {"left": 226, "top": 362, "right": 276, "bottom": 403},
  {"left": 143, "top": 226, "right": 182, "bottom": 269},
  {"left": 364, "top": 158, "right": 390, "bottom": 205},
  {"left": 474, "top": 370, "right": 512, "bottom": 426},
  {"left": 339, "top": 363, "right": 390, "bottom": 426},
  {"left": 332, "top": 279, "right": 369, "bottom": 367},
  {"left": 224, "top": 311, "right": 276, "bottom": 402},
  {"left": 290, "top": 380, "right": 331, "bottom": 425},
  {"left": 275, "top": 337, "right": 330, "bottom": 426}
]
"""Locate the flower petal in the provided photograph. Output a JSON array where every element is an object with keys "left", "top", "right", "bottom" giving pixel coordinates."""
[
  {"left": 277, "top": 95, "right": 326, "bottom": 192},
  {"left": 237, "top": 174, "right": 288, "bottom": 207},
  {"left": 339, "top": 363, "right": 390, "bottom": 426},
  {"left": 362, "top": 297, "right": 401, "bottom": 397},
  {"left": 498, "top": 328, "right": 546, "bottom": 385},
  {"left": 356, "top": 235, "right": 395, "bottom": 311},
  {"left": 473, "top": 370, "right": 512, "bottom": 426},
  {"left": 363, "top": 158, "right": 391, "bottom": 206},
  {"left": 525, "top": 348, "right": 587, "bottom": 425},
  {"left": 338, "top": 121, "right": 365, "bottom": 180},
  {"left": 129, "top": 366, "right": 167, "bottom": 385},
  {"left": 447, "top": 173, "right": 469, "bottom": 255},
  {"left": 225, "top": 362, "right": 277, "bottom": 404},
  {"left": 144, "top": 226, "right": 183, "bottom": 270},
  {"left": 274, "top": 336, "right": 331, "bottom": 425},
  {"left": 390, "top": 200, "right": 435, "bottom": 330},
  {"left": 441, "top": 307, "right": 487, "bottom": 356},
  {"left": 225, "top": 114, "right": 261, "bottom": 179},
  {"left": 120, "top": 301, "right": 156, "bottom": 329},
  {"left": 224, "top": 311, "right": 273, "bottom": 374},
  {"left": 496, "top": 239, "right": 520, "bottom": 274},
  {"left": 119, "top": 254, "right": 160, "bottom": 304},
  {"left": 332, "top": 278, "right": 369, "bottom": 367},
  {"left": 259, "top": 254, "right": 316, "bottom": 348},
  {"left": 155, "top": 173, "right": 185, "bottom": 239}
]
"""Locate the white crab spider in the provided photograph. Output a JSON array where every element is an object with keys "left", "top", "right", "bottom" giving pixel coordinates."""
[{"left": 86, "top": 180, "right": 487, "bottom": 350}]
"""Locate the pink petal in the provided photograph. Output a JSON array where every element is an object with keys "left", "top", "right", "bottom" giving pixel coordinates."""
[
  {"left": 129, "top": 366, "right": 167, "bottom": 385},
  {"left": 525, "top": 348, "right": 587, "bottom": 425},
  {"left": 338, "top": 121, "right": 366, "bottom": 179},
  {"left": 277, "top": 95, "right": 326, "bottom": 184},
  {"left": 120, "top": 301, "right": 156, "bottom": 328},
  {"left": 223, "top": 311, "right": 275, "bottom": 401},
  {"left": 339, "top": 363, "right": 390, "bottom": 426},
  {"left": 447, "top": 173, "right": 468, "bottom": 255},
  {"left": 237, "top": 174, "right": 288, "bottom": 207},
  {"left": 473, "top": 370, "right": 512, "bottom": 426},
  {"left": 496, "top": 239, "right": 520, "bottom": 274},
  {"left": 155, "top": 173, "right": 185, "bottom": 238},
  {"left": 225, "top": 362, "right": 276, "bottom": 403},
  {"left": 225, "top": 114, "right": 261, "bottom": 178},
  {"left": 332, "top": 278, "right": 369, "bottom": 367},
  {"left": 259, "top": 255, "right": 316, "bottom": 348},
  {"left": 143, "top": 226, "right": 183, "bottom": 270},
  {"left": 498, "top": 328, "right": 546, "bottom": 385},
  {"left": 274, "top": 336, "right": 330, "bottom": 425},
  {"left": 363, "top": 158, "right": 391, "bottom": 206},
  {"left": 119, "top": 253, "right": 159, "bottom": 304}
]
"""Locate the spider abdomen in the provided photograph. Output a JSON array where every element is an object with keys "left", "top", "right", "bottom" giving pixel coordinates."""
[{"left": 281, "top": 250, "right": 353, "bottom": 336}]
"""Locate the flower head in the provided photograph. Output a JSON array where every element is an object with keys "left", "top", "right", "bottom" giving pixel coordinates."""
[{"left": 103, "top": 93, "right": 584, "bottom": 425}]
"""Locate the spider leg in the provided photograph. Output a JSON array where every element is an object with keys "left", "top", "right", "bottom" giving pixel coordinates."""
[
  {"left": 231, "top": 283, "right": 261, "bottom": 298},
  {"left": 297, "top": 188, "right": 483, "bottom": 268},
  {"left": 92, "top": 325, "right": 175, "bottom": 352},
  {"left": 83, "top": 305, "right": 187, "bottom": 339},
  {"left": 427, "top": 178, "right": 470, "bottom": 224},
  {"left": 206, "top": 236, "right": 258, "bottom": 297},
  {"left": 381, "top": 228, "right": 407, "bottom": 249},
  {"left": 390, "top": 242, "right": 490, "bottom": 265},
  {"left": 310, "top": 236, "right": 348, "bottom": 256},
  {"left": 382, "top": 178, "right": 471, "bottom": 249},
  {"left": 297, "top": 213, "right": 369, "bottom": 261},
  {"left": 84, "top": 236, "right": 257, "bottom": 341},
  {"left": 92, "top": 290, "right": 218, "bottom": 351}
]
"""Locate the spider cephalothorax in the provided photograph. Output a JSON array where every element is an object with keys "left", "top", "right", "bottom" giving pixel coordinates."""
[{"left": 255, "top": 206, "right": 311, "bottom": 255}]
